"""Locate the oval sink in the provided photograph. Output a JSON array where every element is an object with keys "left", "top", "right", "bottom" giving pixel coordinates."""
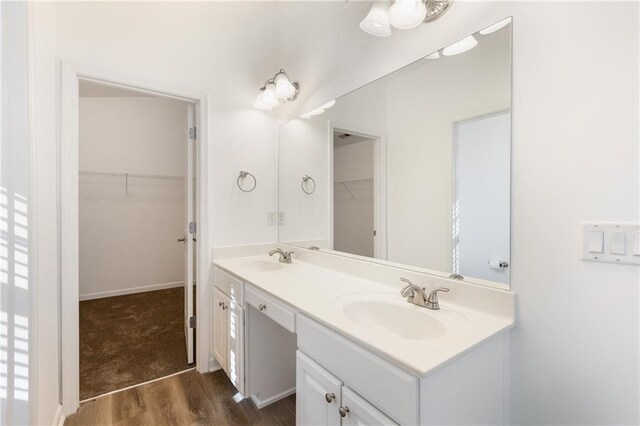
[
  {"left": 238, "top": 260, "right": 283, "bottom": 272},
  {"left": 342, "top": 300, "right": 446, "bottom": 340}
]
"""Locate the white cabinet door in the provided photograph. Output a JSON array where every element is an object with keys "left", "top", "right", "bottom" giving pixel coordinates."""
[
  {"left": 340, "top": 387, "right": 397, "bottom": 426},
  {"left": 213, "top": 287, "right": 229, "bottom": 371},
  {"left": 226, "top": 299, "right": 244, "bottom": 395},
  {"left": 297, "top": 351, "right": 342, "bottom": 426}
]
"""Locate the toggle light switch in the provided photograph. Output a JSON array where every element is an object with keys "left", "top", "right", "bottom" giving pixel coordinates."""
[
  {"left": 588, "top": 231, "right": 604, "bottom": 253},
  {"left": 633, "top": 233, "right": 640, "bottom": 256},
  {"left": 610, "top": 232, "right": 626, "bottom": 255}
]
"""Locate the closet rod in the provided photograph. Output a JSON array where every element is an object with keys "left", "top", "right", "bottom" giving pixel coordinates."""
[{"left": 79, "top": 170, "right": 184, "bottom": 180}]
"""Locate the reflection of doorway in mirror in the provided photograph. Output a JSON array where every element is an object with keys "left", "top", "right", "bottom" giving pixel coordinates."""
[
  {"left": 332, "top": 130, "right": 377, "bottom": 258},
  {"left": 453, "top": 110, "right": 511, "bottom": 284}
]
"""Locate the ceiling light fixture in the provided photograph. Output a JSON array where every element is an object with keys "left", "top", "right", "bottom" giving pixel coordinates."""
[
  {"left": 360, "top": 0, "right": 453, "bottom": 37},
  {"left": 255, "top": 69, "right": 300, "bottom": 110}
]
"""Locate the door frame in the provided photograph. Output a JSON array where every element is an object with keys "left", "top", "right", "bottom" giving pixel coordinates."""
[
  {"left": 59, "top": 61, "right": 211, "bottom": 415},
  {"left": 328, "top": 122, "right": 387, "bottom": 260}
]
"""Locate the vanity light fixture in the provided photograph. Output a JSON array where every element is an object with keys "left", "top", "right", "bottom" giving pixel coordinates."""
[
  {"left": 442, "top": 35, "right": 477, "bottom": 56},
  {"left": 360, "top": 0, "right": 453, "bottom": 37},
  {"left": 254, "top": 69, "right": 300, "bottom": 110},
  {"left": 300, "top": 100, "right": 337, "bottom": 119},
  {"left": 479, "top": 17, "right": 511, "bottom": 35},
  {"left": 359, "top": 2, "right": 392, "bottom": 37}
]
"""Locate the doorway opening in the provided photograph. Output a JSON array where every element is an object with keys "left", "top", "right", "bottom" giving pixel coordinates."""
[
  {"left": 330, "top": 127, "right": 386, "bottom": 259},
  {"left": 452, "top": 110, "right": 511, "bottom": 284},
  {"left": 76, "top": 80, "right": 197, "bottom": 400}
]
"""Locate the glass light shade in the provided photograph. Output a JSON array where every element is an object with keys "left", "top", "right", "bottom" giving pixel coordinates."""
[
  {"left": 301, "top": 107, "right": 325, "bottom": 118},
  {"left": 479, "top": 18, "right": 511, "bottom": 35},
  {"left": 274, "top": 72, "right": 296, "bottom": 99},
  {"left": 442, "top": 35, "right": 478, "bottom": 56},
  {"left": 388, "top": 0, "right": 427, "bottom": 30},
  {"left": 359, "top": 3, "right": 392, "bottom": 37},
  {"left": 321, "top": 100, "right": 336, "bottom": 109},
  {"left": 253, "top": 95, "right": 272, "bottom": 110},
  {"left": 259, "top": 82, "right": 279, "bottom": 108}
]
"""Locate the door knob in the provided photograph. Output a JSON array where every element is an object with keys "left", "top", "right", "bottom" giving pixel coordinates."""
[
  {"left": 177, "top": 236, "right": 186, "bottom": 242},
  {"left": 339, "top": 406, "right": 350, "bottom": 417}
]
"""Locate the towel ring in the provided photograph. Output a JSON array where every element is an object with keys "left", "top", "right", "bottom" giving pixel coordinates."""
[
  {"left": 237, "top": 170, "right": 257, "bottom": 193},
  {"left": 301, "top": 175, "right": 316, "bottom": 195}
]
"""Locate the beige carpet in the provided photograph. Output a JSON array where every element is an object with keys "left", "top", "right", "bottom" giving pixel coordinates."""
[{"left": 79, "top": 287, "right": 193, "bottom": 400}]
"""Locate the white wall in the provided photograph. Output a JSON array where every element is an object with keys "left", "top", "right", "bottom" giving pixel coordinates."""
[
  {"left": 27, "top": 2, "right": 60, "bottom": 424},
  {"left": 78, "top": 96, "right": 187, "bottom": 299},
  {"left": 276, "top": 2, "right": 639, "bottom": 424},
  {"left": 2, "top": 2, "right": 31, "bottom": 424}
]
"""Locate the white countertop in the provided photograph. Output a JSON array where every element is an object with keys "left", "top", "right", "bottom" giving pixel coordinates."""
[{"left": 214, "top": 254, "right": 515, "bottom": 378}]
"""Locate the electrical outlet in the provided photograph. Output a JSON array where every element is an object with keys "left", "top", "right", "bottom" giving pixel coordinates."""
[
  {"left": 278, "top": 211, "right": 285, "bottom": 225},
  {"left": 267, "top": 212, "right": 277, "bottom": 226}
]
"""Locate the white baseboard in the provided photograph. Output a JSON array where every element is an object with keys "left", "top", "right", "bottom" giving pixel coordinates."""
[
  {"left": 209, "top": 356, "right": 222, "bottom": 372},
  {"left": 53, "top": 404, "right": 64, "bottom": 426},
  {"left": 250, "top": 387, "right": 296, "bottom": 409},
  {"left": 79, "top": 281, "right": 184, "bottom": 301}
]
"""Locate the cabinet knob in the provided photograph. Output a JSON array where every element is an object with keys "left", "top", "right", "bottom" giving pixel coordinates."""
[
  {"left": 339, "top": 406, "right": 350, "bottom": 418},
  {"left": 218, "top": 301, "right": 224, "bottom": 307},
  {"left": 259, "top": 304, "right": 266, "bottom": 311},
  {"left": 324, "top": 393, "right": 335, "bottom": 403},
  {"left": 222, "top": 303, "right": 228, "bottom": 311}
]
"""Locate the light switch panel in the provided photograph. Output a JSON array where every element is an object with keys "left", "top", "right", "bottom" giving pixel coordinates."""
[
  {"left": 633, "top": 233, "right": 640, "bottom": 256},
  {"left": 581, "top": 223, "right": 640, "bottom": 266},
  {"left": 610, "top": 232, "right": 626, "bottom": 255},
  {"left": 588, "top": 231, "right": 604, "bottom": 253}
]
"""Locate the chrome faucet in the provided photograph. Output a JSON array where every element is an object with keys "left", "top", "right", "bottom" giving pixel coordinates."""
[
  {"left": 269, "top": 248, "right": 294, "bottom": 264},
  {"left": 400, "top": 278, "right": 449, "bottom": 310}
]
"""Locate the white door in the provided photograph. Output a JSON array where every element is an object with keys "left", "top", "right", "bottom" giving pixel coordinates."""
[
  {"left": 340, "top": 387, "right": 397, "bottom": 426},
  {"left": 212, "top": 288, "right": 228, "bottom": 370},
  {"left": 184, "top": 104, "right": 196, "bottom": 363},
  {"left": 454, "top": 111, "right": 511, "bottom": 284},
  {"left": 296, "top": 351, "right": 342, "bottom": 426}
]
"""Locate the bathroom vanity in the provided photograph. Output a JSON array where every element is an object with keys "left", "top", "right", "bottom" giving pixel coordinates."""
[
  {"left": 212, "top": 248, "right": 515, "bottom": 425},
  {"left": 213, "top": 17, "right": 516, "bottom": 426}
]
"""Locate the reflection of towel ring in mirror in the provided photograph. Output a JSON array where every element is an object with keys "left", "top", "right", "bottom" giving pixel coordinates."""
[
  {"left": 237, "top": 170, "right": 257, "bottom": 192},
  {"left": 301, "top": 175, "right": 316, "bottom": 194}
]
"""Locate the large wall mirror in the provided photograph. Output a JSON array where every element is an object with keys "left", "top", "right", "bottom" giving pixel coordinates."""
[{"left": 278, "top": 18, "right": 512, "bottom": 288}]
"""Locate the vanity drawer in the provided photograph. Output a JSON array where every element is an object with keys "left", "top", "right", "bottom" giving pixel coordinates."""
[
  {"left": 245, "top": 285, "right": 295, "bottom": 332},
  {"left": 213, "top": 266, "right": 244, "bottom": 304},
  {"left": 297, "top": 314, "right": 418, "bottom": 425}
]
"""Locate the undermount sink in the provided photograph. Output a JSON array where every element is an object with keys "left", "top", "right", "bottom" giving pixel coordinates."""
[
  {"left": 238, "top": 260, "right": 284, "bottom": 272},
  {"left": 333, "top": 292, "right": 470, "bottom": 341}
]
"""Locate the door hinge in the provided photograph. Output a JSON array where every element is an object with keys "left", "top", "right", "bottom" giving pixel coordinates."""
[
  {"left": 189, "top": 316, "right": 197, "bottom": 328},
  {"left": 189, "top": 127, "right": 197, "bottom": 140},
  {"left": 189, "top": 222, "right": 196, "bottom": 234}
]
